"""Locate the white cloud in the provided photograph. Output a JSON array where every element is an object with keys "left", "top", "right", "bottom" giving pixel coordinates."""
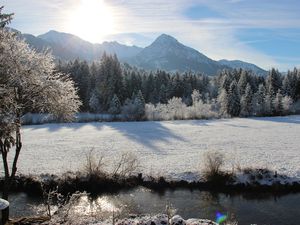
[{"left": 3, "top": 0, "right": 300, "bottom": 70}]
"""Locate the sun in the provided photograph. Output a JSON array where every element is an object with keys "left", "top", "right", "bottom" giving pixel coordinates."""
[{"left": 66, "top": 0, "right": 115, "bottom": 43}]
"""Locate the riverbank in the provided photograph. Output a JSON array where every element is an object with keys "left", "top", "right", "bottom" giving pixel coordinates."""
[{"left": 2, "top": 168, "right": 299, "bottom": 198}]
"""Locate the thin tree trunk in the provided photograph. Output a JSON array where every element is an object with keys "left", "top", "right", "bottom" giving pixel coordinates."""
[
  {"left": 11, "top": 123, "right": 22, "bottom": 178},
  {"left": 1, "top": 142, "right": 10, "bottom": 225}
]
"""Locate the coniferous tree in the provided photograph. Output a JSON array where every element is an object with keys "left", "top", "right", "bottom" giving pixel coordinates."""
[
  {"left": 108, "top": 94, "right": 121, "bottom": 115},
  {"left": 266, "top": 68, "right": 282, "bottom": 96},
  {"left": 238, "top": 70, "right": 249, "bottom": 95},
  {"left": 253, "top": 84, "right": 266, "bottom": 116},
  {"left": 218, "top": 88, "right": 229, "bottom": 116},
  {"left": 134, "top": 90, "right": 146, "bottom": 119},
  {"left": 273, "top": 91, "right": 284, "bottom": 115},
  {"left": 89, "top": 90, "right": 101, "bottom": 113},
  {"left": 97, "top": 54, "right": 123, "bottom": 110},
  {"left": 159, "top": 84, "right": 168, "bottom": 104},
  {"left": 240, "top": 83, "right": 253, "bottom": 116},
  {"left": 227, "top": 80, "right": 241, "bottom": 116}
]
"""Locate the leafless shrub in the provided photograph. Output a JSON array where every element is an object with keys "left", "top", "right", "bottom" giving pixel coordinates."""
[
  {"left": 202, "top": 151, "right": 228, "bottom": 183},
  {"left": 112, "top": 151, "right": 140, "bottom": 177},
  {"left": 43, "top": 187, "right": 64, "bottom": 218},
  {"left": 83, "top": 149, "right": 106, "bottom": 177},
  {"left": 46, "top": 191, "right": 88, "bottom": 224},
  {"left": 203, "top": 151, "right": 224, "bottom": 175}
]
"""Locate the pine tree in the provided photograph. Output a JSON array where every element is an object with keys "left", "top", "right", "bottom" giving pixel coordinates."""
[
  {"left": 159, "top": 84, "right": 168, "bottom": 104},
  {"left": 282, "top": 95, "right": 293, "bottom": 114},
  {"left": 134, "top": 90, "right": 146, "bottom": 119},
  {"left": 266, "top": 68, "right": 282, "bottom": 96},
  {"left": 227, "top": 80, "right": 241, "bottom": 116},
  {"left": 89, "top": 90, "right": 101, "bottom": 113},
  {"left": 97, "top": 54, "right": 123, "bottom": 110},
  {"left": 191, "top": 89, "right": 201, "bottom": 105},
  {"left": 240, "top": 83, "right": 253, "bottom": 116},
  {"left": 273, "top": 91, "right": 284, "bottom": 116},
  {"left": 0, "top": 6, "right": 13, "bottom": 28},
  {"left": 238, "top": 70, "right": 249, "bottom": 95},
  {"left": 253, "top": 84, "right": 266, "bottom": 116},
  {"left": 217, "top": 88, "right": 229, "bottom": 116},
  {"left": 108, "top": 94, "right": 121, "bottom": 115},
  {"left": 220, "top": 72, "right": 233, "bottom": 92},
  {"left": 282, "top": 71, "right": 298, "bottom": 100},
  {"left": 264, "top": 94, "right": 274, "bottom": 116}
]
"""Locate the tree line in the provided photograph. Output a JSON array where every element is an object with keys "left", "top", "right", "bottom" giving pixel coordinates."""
[{"left": 57, "top": 54, "right": 300, "bottom": 119}]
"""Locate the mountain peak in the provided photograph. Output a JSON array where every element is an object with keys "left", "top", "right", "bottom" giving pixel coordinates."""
[{"left": 153, "top": 33, "right": 179, "bottom": 45}]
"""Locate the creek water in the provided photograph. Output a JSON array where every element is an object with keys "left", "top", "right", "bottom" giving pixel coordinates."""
[{"left": 9, "top": 187, "right": 300, "bottom": 225}]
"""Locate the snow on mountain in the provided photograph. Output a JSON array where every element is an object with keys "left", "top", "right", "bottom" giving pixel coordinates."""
[
  {"left": 129, "top": 34, "right": 228, "bottom": 75},
  {"left": 13, "top": 28, "right": 267, "bottom": 75},
  {"left": 20, "top": 30, "right": 142, "bottom": 61},
  {"left": 218, "top": 59, "right": 267, "bottom": 75}
]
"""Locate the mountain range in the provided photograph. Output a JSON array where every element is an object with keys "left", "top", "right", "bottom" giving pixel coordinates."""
[{"left": 18, "top": 29, "right": 267, "bottom": 76}]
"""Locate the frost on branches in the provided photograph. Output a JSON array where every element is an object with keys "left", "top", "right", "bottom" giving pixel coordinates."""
[{"left": 0, "top": 25, "right": 81, "bottom": 220}]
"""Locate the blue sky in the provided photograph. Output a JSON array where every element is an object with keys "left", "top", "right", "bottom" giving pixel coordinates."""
[{"left": 2, "top": 0, "right": 300, "bottom": 71}]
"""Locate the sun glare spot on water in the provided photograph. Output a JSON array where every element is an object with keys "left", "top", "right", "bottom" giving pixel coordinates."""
[
  {"left": 74, "top": 195, "right": 120, "bottom": 216},
  {"left": 65, "top": 0, "right": 115, "bottom": 43}
]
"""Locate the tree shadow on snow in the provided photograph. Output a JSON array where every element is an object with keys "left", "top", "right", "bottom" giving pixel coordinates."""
[
  {"left": 247, "top": 115, "right": 300, "bottom": 124},
  {"left": 24, "top": 120, "right": 188, "bottom": 154},
  {"left": 95, "top": 121, "right": 187, "bottom": 153}
]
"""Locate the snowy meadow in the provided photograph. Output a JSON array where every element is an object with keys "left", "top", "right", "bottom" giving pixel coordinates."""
[{"left": 16, "top": 115, "right": 300, "bottom": 181}]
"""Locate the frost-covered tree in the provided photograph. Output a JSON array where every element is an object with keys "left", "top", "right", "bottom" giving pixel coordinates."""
[
  {"left": 266, "top": 68, "right": 282, "bottom": 96},
  {"left": 238, "top": 71, "right": 249, "bottom": 95},
  {"left": 134, "top": 90, "right": 146, "bottom": 119},
  {"left": 159, "top": 84, "right": 168, "bottom": 104},
  {"left": 89, "top": 90, "right": 101, "bottom": 113},
  {"left": 217, "top": 88, "right": 229, "bottom": 116},
  {"left": 264, "top": 94, "right": 274, "bottom": 115},
  {"left": 240, "top": 84, "right": 253, "bottom": 117},
  {"left": 121, "top": 90, "right": 145, "bottom": 120},
  {"left": 96, "top": 53, "right": 123, "bottom": 110},
  {"left": 167, "top": 97, "right": 187, "bottom": 120},
  {"left": 191, "top": 89, "right": 201, "bottom": 105},
  {"left": 282, "top": 70, "right": 298, "bottom": 100},
  {"left": 227, "top": 80, "right": 241, "bottom": 117},
  {"left": 0, "top": 14, "right": 81, "bottom": 222},
  {"left": 253, "top": 84, "right": 266, "bottom": 116},
  {"left": 108, "top": 94, "right": 121, "bottom": 115},
  {"left": 282, "top": 95, "right": 293, "bottom": 114},
  {"left": 273, "top": 91, "right": 284, "bottom": 115}
]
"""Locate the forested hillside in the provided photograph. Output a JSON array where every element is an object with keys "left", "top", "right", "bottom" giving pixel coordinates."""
[{"left": 56, "top": 54, "right": 300, "bottom": 120}]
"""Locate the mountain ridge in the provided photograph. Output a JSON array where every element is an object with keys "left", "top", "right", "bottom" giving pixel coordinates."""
[{"left": 15, "top": 29, "right": 267, "bottom": 75}]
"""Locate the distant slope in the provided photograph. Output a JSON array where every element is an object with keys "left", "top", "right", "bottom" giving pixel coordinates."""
[
  {"left": 13, "top": 28, "right": 266, "bottom": 75},
  {"left": 22, "top": 30, "right": 143, "bottom": 61},
  {"left": 129, "top": 34, "right": 228, "bottom": 75},
  {"left": 218, "top": 59, "right": 267, "bottom": 75}
]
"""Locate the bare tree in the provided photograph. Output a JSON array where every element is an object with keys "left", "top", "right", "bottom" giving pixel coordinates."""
[{"left": 0, "top": 7, "right": 81, "bottom": 222}]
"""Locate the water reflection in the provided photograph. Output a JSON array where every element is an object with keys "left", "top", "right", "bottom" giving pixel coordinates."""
[{"left": 9, "top": 188, "right": 300, "bottom": 225}]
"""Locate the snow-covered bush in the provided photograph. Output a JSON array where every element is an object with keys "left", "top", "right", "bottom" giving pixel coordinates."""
[
  {"left": 121, "top": 94, "right": 145, "bottom": 121},
  {"left": 145, "top": 91, "right": 218, "bottom": 121}
]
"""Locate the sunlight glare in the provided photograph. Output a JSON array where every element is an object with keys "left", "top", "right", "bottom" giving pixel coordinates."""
[{"left": 66, "top": 0, "right": 115, "bottom": 43}]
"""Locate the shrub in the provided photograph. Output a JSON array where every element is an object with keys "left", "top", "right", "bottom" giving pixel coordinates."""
[
  {"left": 202, "top": 151, "right": 231, "bottom": 184},
  {"left": 83, "top": 150, "right": 106, "bottom": 178}
]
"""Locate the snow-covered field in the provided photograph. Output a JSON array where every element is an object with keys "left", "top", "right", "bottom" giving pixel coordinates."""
[{"left": 11, "top": 115, "right": 300, "bottom": 180}]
